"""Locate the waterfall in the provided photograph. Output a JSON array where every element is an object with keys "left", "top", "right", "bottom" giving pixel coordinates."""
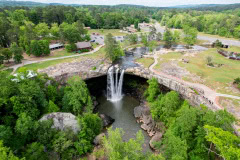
[{"left": 107, "top": 66, "right": 125, "bottom": 102}]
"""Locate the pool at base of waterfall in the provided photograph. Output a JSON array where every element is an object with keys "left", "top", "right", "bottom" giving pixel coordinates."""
[{"left": 97, "top": 94, "right": 151, "bottom": 152}]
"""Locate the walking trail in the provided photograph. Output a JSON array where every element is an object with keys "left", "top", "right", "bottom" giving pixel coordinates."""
[
  {"left": 8, "top": 45, "right": 104, "bottom": 73},
  {"left": 146, "top": 50, "right": 240, "bottom": 111}
]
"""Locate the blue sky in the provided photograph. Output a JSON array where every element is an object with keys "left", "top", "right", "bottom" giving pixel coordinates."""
[{"left": 18, "top": 0, "right": 240, "bottom": 7}]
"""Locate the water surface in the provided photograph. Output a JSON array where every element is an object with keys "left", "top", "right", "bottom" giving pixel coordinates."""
[{"left": 97, "top": 95, "right": 151, "bottom": 151}]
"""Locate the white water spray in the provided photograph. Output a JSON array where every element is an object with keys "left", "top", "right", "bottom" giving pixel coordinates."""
[{"left": 107, "top": 66, "right": 125, "bottom": 102}]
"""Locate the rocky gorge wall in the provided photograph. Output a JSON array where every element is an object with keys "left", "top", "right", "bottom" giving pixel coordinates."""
[{"left": 38, "top": 59, "right": 219, "bottom": 112}]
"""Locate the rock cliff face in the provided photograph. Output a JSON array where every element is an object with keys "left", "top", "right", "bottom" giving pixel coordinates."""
[
  {"left": 38, "top": 60, "right": 218, "bottom": 111},
  {"left": 40, "top": 112, "right": 80, "bottom": 133}
]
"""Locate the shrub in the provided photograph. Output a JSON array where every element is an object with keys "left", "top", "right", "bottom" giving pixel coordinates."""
[
  {"left": 92, "top": 66, "right": 96, "bottom": 70},
  {"left": 214, "top": 39, "right": 223, "bottom": 48},
  {"left": 234, "top": 77, "right": 240, "bottom": 84},
  {"left": 144, "top": 78, "right": 160, "bottom": 103},
  {"left": 206, "top": 56, "right": 214, "bottom": 67},
  {"left": 66, "top": 43, "right": 77, "bottom": 52}
]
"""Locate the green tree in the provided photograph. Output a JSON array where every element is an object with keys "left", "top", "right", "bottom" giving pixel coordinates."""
[
  {"left": 15, "top": 113, "right": 37, "bottom": 137},
  {"left": 52, "top": 131, "right": 75, "bottom": 159},
  {"left": 35, "top": 23, "right": 50, "bottom": 39},
  {"left": 163, "top": 28, "right": 174, "bottom": 48},
  {"left": 149, "top": 40, "right": 157, "bottom": 52},
  {"left": 0, "top": 48, "right": 12, "bottom": 63},
  {"left": 10, "top": 42, "right": 24, "bottom": 64},
  {"left": 63, "top": 76, "right": 93, "bottom": 115},
  {"left": 24, "top": 142, "right": 48, "bottom": 160},
  {"left": 183, "top": 26, "right": 198, "bottom": 46},
  {"left": 104, "top": 33, "right": 124, "bottom": 62},
  {"left": 144, "top": 78, "right": 160, "bottom": 102},
  {"left": 173, "top": 30, "right": 181, "bottom": 43},
  {"left": 101, "top": 127, "right": 164, "bottom": 160},
  {"left": 204, "top": 125, "right": 240, "bottom": 160},
  {"left": 0, "top": 141, "right": 23, "bottom": 160},
  {"left": 150, "top": 91, "right": 181, "bottom": 125},
  {"left": 172, "top": 101, "right": 197, "bottom": 147},
  {"left": 48, "top": 100, "right": 60, "bottom": 113},
  {"left": 75, "top": 113, "right": 102, "bottom": 155},
  {"left": 162, "top": 129, "right": 188, "bottom": 160},
  {"left": 0, "top": 125, "right": 13, "bottom": 147},
  {"left": 141, "top": 33, "right": 149, "bottom": 47},
  {"left": 127, "top": 34, "right": 138, "bottom": 45},
  {"left": 50, "top": 23, "right": 60, "bottom": 40},
  {"left": 10, "top": 78, "right": 48, "bottom": 119}
]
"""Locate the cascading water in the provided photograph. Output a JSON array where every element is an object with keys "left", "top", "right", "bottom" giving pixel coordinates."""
[{"left": 107, "top": 66, "right": 125, "bottom": 102}]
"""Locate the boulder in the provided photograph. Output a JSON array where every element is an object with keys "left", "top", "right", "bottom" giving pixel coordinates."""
[
  {"left": 134, "top": 106, "right": 143, "bottom": 118},
  {"left": 149, "top": 132, "right": 163, "bottom": 150},
  {"left": 99, "top": 114, "right": 115, "bottom": 127},
  {"left": 142, "top": 115, "right": 151, "bottom": 125},
  {"left": 39, "top": 112, "right": 80, "bottom": 133},
  {"left": 141, "top": 124, "right": 150, "bottom": 131},
  {"left": 142, "top": 106, "right": 150, "bottom": 116},
  {"left": 94, "top": 133, "right": 105, "bottom": 145}
]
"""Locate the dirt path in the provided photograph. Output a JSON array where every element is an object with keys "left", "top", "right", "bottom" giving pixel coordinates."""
[{"left": 8, "top": 45, "right": 104, "bottom": 73}]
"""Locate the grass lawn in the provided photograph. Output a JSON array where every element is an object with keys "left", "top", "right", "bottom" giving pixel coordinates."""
[
  {"left": 218, "top": 97, "right": 240, "bottom": 109},
  {"left": 17, "top": 57, "right": 80, "bottom": 71},
  {"left": 136, "top": 58, "right": 154, "bottom": 68},
  {"left": 154, "top": 49, "right": 240, "bottom": 96},
  {"left": 48, "top": 49, "right": 76, "bottom": 58},
  {"left": 89, "top": 29, "right": 127, "bottom": 36},
  {"left": 17, "top": 47, "right": 106, "bottom": 72},
  {"left": 198, "top": 32, "right": 239, "bottom": 41},
  {"left": 154, "top": 52, "right": 183, "bottom": 69},
  {"left": 223, "top": 46, "right": 240, "bottom": 53}
]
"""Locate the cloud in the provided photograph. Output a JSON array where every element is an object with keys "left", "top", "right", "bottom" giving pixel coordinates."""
[{"left": 17, "top": 0, "right": 240, "bottom": 7}]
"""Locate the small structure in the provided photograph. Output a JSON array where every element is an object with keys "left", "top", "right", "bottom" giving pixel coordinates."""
[
  {"left": 49, "top": 43, "right": 64, "bottom": 50},
  {"left": 84, "top": 27, "right": 91, "bottom": 30},
  {"left": 75, "top": 42, "right": 93, "bottom": 51},
  {"left": 123, "top": 25, "right": 137, "bottom": 33}
]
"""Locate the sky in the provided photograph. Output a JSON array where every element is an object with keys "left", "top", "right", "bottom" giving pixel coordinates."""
[{"left": 17, "top": 0, "right": 240, "bottom": 7}]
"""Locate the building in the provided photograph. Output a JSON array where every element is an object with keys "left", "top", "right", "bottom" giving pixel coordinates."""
[
  {"left": 49, "top": 43, "right": 64, "bottom": 50},
  {"left": 84, "top": 27, "right": 91, "bottom": 30},
  {"left": 75, "top": 42, "right": 93, "bottom": 51}
]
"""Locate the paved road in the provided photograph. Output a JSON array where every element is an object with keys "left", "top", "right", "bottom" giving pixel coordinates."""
[
  {"left": 154, "top": 23, "right": 240, "bottom": 47},
  {"left": 9, "top": 45, "right": 104, "bottom": 72}
]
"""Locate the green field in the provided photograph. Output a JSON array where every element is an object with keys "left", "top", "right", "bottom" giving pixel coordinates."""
[
  {"left": 155, "top": 49, "right": 240, "bottom": 96},
  {"left": 198, "top": 32, "right": 240, "bottom": 41},
  {"left": 223, "top": 46, "right": 240, "bottom": 53},
  {"left": 136, "top": 58, "right": 154, "bottom": 68}
]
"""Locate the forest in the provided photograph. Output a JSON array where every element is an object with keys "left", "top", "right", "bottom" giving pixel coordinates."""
[{"left": 0, "top": 2, "right": 240, "bottom": 160}]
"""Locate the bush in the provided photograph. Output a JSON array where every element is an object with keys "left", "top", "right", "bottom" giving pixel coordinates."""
[
  {"left": 81, "top": 49, "right": 90, "bottom": 53},
  {"left": 214, "top": 39, "right": 223, "bottom": 48},
  {"left": 206, "top": 56, "right": 214, "bottom": 66},
  {"left": 66, "top": 43, "right": 77, "bottom": 52},
  {"left": 234, "top": 77, "right": 240, "bottom": 84},
  {"left": 75, "top": 113, "right": 102, "bottom": 155},
  {"left": 144, "top": 78, "right": 160, "bottom": 103}
]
